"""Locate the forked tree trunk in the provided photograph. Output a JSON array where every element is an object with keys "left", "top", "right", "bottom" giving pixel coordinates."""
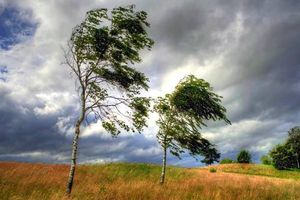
[
  {"left": 66, "top": 92, "right": 85, "bottom": 195},
  {"left": 160, "top": 145, "right": 167, "bottom": 184}
]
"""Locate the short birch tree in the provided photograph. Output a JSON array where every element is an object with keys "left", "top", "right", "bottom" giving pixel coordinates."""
[
  {"left": 154, "top": 75, "right": 230, "bottom": 184},
  {"left": 64, "top": 5, "right": 153, "bottom": 194}
]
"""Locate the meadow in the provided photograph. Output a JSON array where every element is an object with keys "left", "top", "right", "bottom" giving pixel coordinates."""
[{"left": 1, "top": 162, "right": 300, "bottom": 200}]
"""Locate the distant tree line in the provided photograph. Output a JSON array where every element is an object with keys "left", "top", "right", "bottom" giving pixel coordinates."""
[
  {"left": 220, "top": 149, "right": 252, "bottom": 164},
  {"left": 219, "top": 127, "right": 300, "bottom": 171}
]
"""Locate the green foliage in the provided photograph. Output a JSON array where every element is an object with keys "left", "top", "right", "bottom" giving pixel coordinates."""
[
  {"left": 200, "top": 145, "right": 220, "bottom": 165},
  {"left": 269, "top": 127, "right": 300, "bottom": 170},
  {"left": 286, "top": 127, "right": 300, "bottom": 167},
  {"left": 66, "top": 5, "right": 154, "bottom": 135},
  {"left": 170, "top": 75, "right": 230, "bottom": 125},
  {"left": 260, "top": 155, "right": 272, "bottom": 165},
  {"left": 102, "top": 121, "right": 119, "bottom": 136},
  {"left": 218, "top": 163, "right": 300, "bottom": 180},
  {"left": 94, "top": 163, "right": 188, "bottom": 180},
  {"left": 154, "top": 75, "right": 229, "bottom": 163},
  {"left": 154, "top": 97, "right": 185, "bottom": 157},
  {"left": 209, "top": 168, "right": 217, "bottom": 173},
  {"left": 220, "top": 158, "right": 235, "bottom": 164},
  {"left": 130, "top": 97, "right": 151, "bottom": 132},
  {"left": 71, "top": 6, "right": 153, "bottom": 69},
  {"left": 270, "top": 144, "right": 296, "bottom": 170},
  {"left": 237, "top": 150, "right": 251, "bottom": 163}
]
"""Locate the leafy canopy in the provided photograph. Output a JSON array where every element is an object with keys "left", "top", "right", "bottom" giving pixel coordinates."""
[
  {"left": 286, "top": 127, "right": 300, "bottom": 154},
  {"left": 200, "top": 145, "right": 220, "bottom": 165},
  {"left": 237, "top": 150, "right": 251, "bottom": 163},
  {"left": 269, "top": 127, "right": 300, "bottom": 169},
  {"left": 260, "top": 155, "right": 272, "bottom": 165},
  {"left": 170, "top": 75, "right": 230, "bottom": 125},
  {"left": 154, "top": 75, "right": 229, "bottom": 162},
  {"left": 66, "top": 5, "right": 154, "bottom": 135},
  {"left": 270, "top": 144, "right": 295, "bottom": 169},
  {"left": 154, "top": 96, "right": 184, "bottom": 157}
]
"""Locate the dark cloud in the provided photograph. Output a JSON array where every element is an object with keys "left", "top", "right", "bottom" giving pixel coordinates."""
[
  {"left": 139, "top": 0, "right": 241, "bottom": 82},
  {"left": 0, "top": 89, "right": 68, "bottom": 156},
  {"left": 77, "top": 135, "right": 159, "bottom": 163},
  {"left": 0, "top": 89, "right": 167, "bottom": 164},
  {"left": 217, "top": 0, "right": 300, "bottom": 124}
]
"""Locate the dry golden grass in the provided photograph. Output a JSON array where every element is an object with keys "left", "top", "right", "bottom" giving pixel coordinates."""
[{"left": 1, "top": 162, "right": 300, "bottom": 200}]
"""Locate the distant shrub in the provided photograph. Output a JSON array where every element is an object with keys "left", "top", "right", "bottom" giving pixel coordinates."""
[
  {"left": 270, "top": 144, "right": 296, "bottom": 170},
  {"left": 268, "top": 127, "right": 300, "bottom": 170},
  {"left": 260, "top": 155, "right": 272, "bottom": 165},
  {"left": 237, "top": 150, "right": 251, "bottom": 163},
  {"left": 220, "top": 158, "right": 235, "bottom": 164},
  {"left": 209, "top": 168, "right": 217, "bottom": 173}
]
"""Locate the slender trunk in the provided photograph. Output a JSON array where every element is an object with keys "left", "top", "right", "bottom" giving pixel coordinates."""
[
  {"left": 160, "top": 145, "right": 167, "bottom": 184},
  {"left": 66, "top": 91, "right": 85, "bottom": 195}
]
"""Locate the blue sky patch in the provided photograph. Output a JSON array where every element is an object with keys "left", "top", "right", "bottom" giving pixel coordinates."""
[
  {"left": 0, "top": 6, "right": 37, "bottom": 50},
  {"left": 0, "top": 65, "right": 8, "bottom": 74},
  {"left": 0, "top": 65, "right": 7, "bottom": 82}
]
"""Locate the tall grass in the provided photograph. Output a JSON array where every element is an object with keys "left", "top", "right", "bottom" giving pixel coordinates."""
[{"left": 1, "top": 162, "right": 300, "bottom": 200}]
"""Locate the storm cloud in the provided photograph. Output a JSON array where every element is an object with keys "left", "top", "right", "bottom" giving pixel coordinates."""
[{"left": 0, "top": 0, "right": 300, "bottom": 166}]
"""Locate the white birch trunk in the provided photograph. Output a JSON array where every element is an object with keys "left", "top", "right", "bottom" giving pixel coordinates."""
[
  {"left": 160, "top": 145, "right": 167, "bottom": 184},
  {"left": 66, "top": 91, "right": 85, "bottom": 194}
]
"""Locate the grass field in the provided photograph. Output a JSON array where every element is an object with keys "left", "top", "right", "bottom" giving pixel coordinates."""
[{"left": 1, "top": 162, "right": 300, "bottom": 200}]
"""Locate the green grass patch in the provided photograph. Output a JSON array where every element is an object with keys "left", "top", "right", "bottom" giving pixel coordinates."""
[
  {"left": 209, "top": 168, "right": 217, "bottom": 173},
  {"left": 218, "top": 164, "right": 300, "bottom": 180},
  {"left": 81, "top": 162, "right": 189, "bottom": 181}
]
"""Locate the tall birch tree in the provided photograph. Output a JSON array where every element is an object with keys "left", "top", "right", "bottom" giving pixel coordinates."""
[{"left": 64, "top": 5, "right": 153, "bottom": 194}]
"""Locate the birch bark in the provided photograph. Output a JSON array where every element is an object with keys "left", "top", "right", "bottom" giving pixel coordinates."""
[
  {"left": 160, "top": 145, "right": 167, "bottom": 184},
  {"left": 66, "top": 91, "right": 86, "bottom": 194}
]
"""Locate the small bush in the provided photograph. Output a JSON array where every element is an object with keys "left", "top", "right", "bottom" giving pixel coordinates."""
[
  {"left": 209, "top": 168, "right": 217, "bottom": 173},
  {"left": 237, "top": 150, "right": 251, "bottom": 163},
  {"left": 220, "top": 158, "right": 235, "bottom": 164},
  {"left": 260, "top": 155, "right": 272, "bottom": 165}
]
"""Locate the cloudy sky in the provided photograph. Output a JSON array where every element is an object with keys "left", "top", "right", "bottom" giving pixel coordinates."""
[{"left": 0, "top": 0, "right": 300, "bottom": 167}]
